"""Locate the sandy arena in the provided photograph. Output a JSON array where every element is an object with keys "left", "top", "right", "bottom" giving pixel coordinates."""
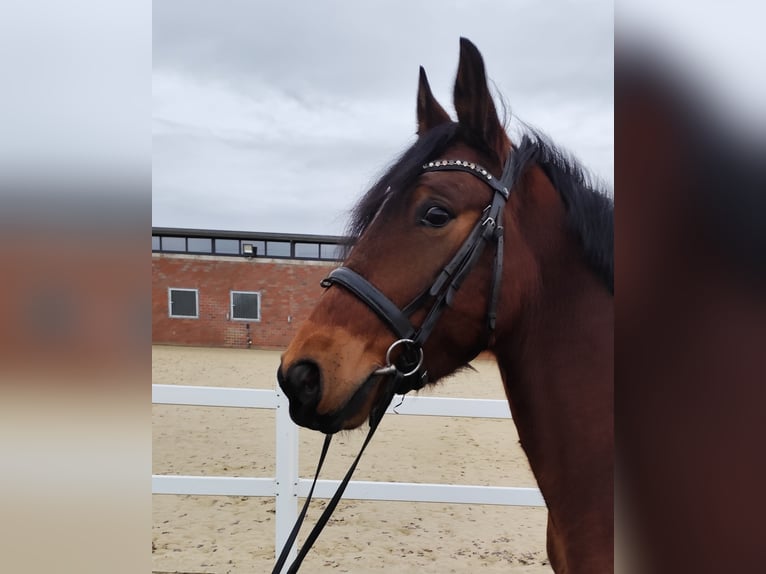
[{"left": 152, "top": 345, "right": 550, "bottom": 573}]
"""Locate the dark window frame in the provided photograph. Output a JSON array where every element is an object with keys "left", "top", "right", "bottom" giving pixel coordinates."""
[
  {"left": 152, "top": 232, "right": 344, "bottom": 261},
  {"left": 294, "top": 242, "right": 320, "bottom": 259},
  {"left": 214, "top": 238, "right": 240, "bottom": 255},
  {"left": 161, "top": 236, "right": 187, "bottom": 252},
  {"left": 168, "top": 287, "right": 199, "bottom": 319},
  {"left": 230, "top": 290, "right": 261, "bottom": 322},
  {"left": 187, "top": 237, "right": 213, "bottom": 254},
  {"left": 265, "top": 241, "right": 291, "bottom": 258}
]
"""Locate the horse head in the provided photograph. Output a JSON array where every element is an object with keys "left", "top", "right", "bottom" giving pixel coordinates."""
[{"left": 278, "top": 39, "right": 544, "bottom": 432}]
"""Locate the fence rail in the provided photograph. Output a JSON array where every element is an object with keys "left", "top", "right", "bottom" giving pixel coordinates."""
[{"left": 152, "top": 383, "right": 544, "bottom": 570}]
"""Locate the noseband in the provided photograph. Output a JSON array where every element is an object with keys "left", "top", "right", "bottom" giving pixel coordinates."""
[{"left": 320, "top": 137, "right": 538, "bottom": 394}]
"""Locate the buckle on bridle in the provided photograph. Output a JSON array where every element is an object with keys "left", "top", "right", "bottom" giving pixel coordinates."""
[{"left": 372, "top": 338, "right": 424, "bottom": 378}]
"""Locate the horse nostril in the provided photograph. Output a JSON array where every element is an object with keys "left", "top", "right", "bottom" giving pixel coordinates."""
[
  {"left": 294, "top": 363, "right": 320, "bottom": 395},
  {"left": 281, "top": 360, "right": 322, "bottom": 405}
]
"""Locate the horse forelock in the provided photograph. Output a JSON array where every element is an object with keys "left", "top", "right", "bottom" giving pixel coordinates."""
[{"left": 346, "top": 122, "right": 461, "bottom": 246}]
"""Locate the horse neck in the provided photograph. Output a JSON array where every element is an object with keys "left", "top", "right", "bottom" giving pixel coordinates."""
[
  {"left": 492, "top": 169, "right": 614, "bottom": 569},
  {"left": 496, "top": 260, "right": 613, "bottom": 494}
]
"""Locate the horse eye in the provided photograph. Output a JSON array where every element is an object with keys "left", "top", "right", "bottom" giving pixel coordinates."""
[{"left": 421, "top": 206, "right": 453, "bottom": 227}]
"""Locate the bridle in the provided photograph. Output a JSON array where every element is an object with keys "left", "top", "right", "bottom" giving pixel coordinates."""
[
  {"left": 272, "top": 136, "right": 537, "bottom": 574},
  {"left": 319, "top": 136, "right": 538, "bottom": 393}
]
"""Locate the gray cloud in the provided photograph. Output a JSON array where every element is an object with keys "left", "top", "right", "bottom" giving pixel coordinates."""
[{"left": 153, "top": 1, "right": 613, "bottom": 235}]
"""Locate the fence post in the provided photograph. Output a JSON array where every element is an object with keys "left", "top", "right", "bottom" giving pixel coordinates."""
[{"left": 274, "top": 385, "right": 298, "bottom": 569}]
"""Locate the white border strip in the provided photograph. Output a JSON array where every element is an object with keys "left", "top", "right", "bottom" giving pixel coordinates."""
[
  {"left": 152, "top": 384, "right": 278, "bottom": 409},
  {"left": 151, "top": 475, "right": 545, "bottom": 507}
]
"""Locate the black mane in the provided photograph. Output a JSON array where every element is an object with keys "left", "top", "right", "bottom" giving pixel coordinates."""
[
  {"left": 526, "top": 130, "right": 614, "bottom": 293},
  {"left": 347, "top": 124, "right": 614, "bottom": 293}
]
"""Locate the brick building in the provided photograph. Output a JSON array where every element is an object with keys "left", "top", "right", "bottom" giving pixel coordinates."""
[{"left": 152, "top": 228, "right": 344, "bottom": 349}]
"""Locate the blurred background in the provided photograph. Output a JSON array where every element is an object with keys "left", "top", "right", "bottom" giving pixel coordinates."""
[
  {"left": 617, "top": 2, "right": 766, "bottom": 573},
  {"left": 0, "top": 1, "right": 150, "bottom": 573}
]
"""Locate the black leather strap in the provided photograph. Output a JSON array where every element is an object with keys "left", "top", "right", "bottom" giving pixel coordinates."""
[
  {"left": 487, "top": 209, "right": 504, "bottom": 333},
  {"left": 321, "top": 267, "right": 417, "bottom": 340},
  {"left": 272, "top": 433, "right": 332, "bottom": 574},
  {"left": 428, "top": 209, "right": 489, "bottom": 299},
  {"left": 273, "top": 374, "right": 399, "bottom": 574},
  {"left": 414, "top": 214, "right": 493, "bottom": 345}
]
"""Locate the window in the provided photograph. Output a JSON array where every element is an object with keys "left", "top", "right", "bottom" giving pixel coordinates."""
[
  {"left": 266, "top": 241, "right": 291, "bottom": 257},
  {"left": 215, "top": 238, "right": 240, "bottom": 254},
  {"left": 187, "top": 237, "right": 212, "bottom": 253},
  {"left": 168, "top": 288, "right": 198, "bottom": 318},
  {"left": 294, "top": 242, "right": 319, "bottom": 259},
  {"left": 152, "top": 232, "right": 346, "bottom": 260},
  {"left": 162, "top": 237, "right": 186, "bottom": 252},
  {"left": 231, "top": 291, "right": 260, "bottom": 321},
  {"left": 320, "top": 243, "right": 343, "bottom": 260}
]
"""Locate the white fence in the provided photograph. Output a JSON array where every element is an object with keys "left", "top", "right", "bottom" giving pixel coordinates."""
[{"left": 152, "top": 383, "right": 545, "bottom": 568}]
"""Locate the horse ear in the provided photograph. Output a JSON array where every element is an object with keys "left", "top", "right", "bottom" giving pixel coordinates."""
[
  {"left": 453, "top": 38, "right": 506, "bottom": 159},
  {"left": 417, "top": 66, "right": 451, "bottom": 135}
]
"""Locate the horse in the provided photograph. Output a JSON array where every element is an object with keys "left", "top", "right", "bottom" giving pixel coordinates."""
[{"left": 277, "top": 38, "right": 614, "bottom": 573}]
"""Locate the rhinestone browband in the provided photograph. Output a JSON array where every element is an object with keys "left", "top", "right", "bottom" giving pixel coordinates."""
[{"left": 422, "top": 159, "right": 494, "bottom": 181}]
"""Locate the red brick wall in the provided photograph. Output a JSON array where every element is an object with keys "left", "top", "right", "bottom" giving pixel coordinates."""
[{"left": 152, "top": 253, "right": 336, "bottom": 349}]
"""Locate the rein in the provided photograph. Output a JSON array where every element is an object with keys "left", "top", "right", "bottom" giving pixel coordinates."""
[{"left": 272, "top": 137, "right": 537, "bottom": 573}]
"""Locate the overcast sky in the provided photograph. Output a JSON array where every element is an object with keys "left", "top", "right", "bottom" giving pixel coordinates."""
[{"left": 153, "top": 1, "right": 613, "bottom": 236}]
